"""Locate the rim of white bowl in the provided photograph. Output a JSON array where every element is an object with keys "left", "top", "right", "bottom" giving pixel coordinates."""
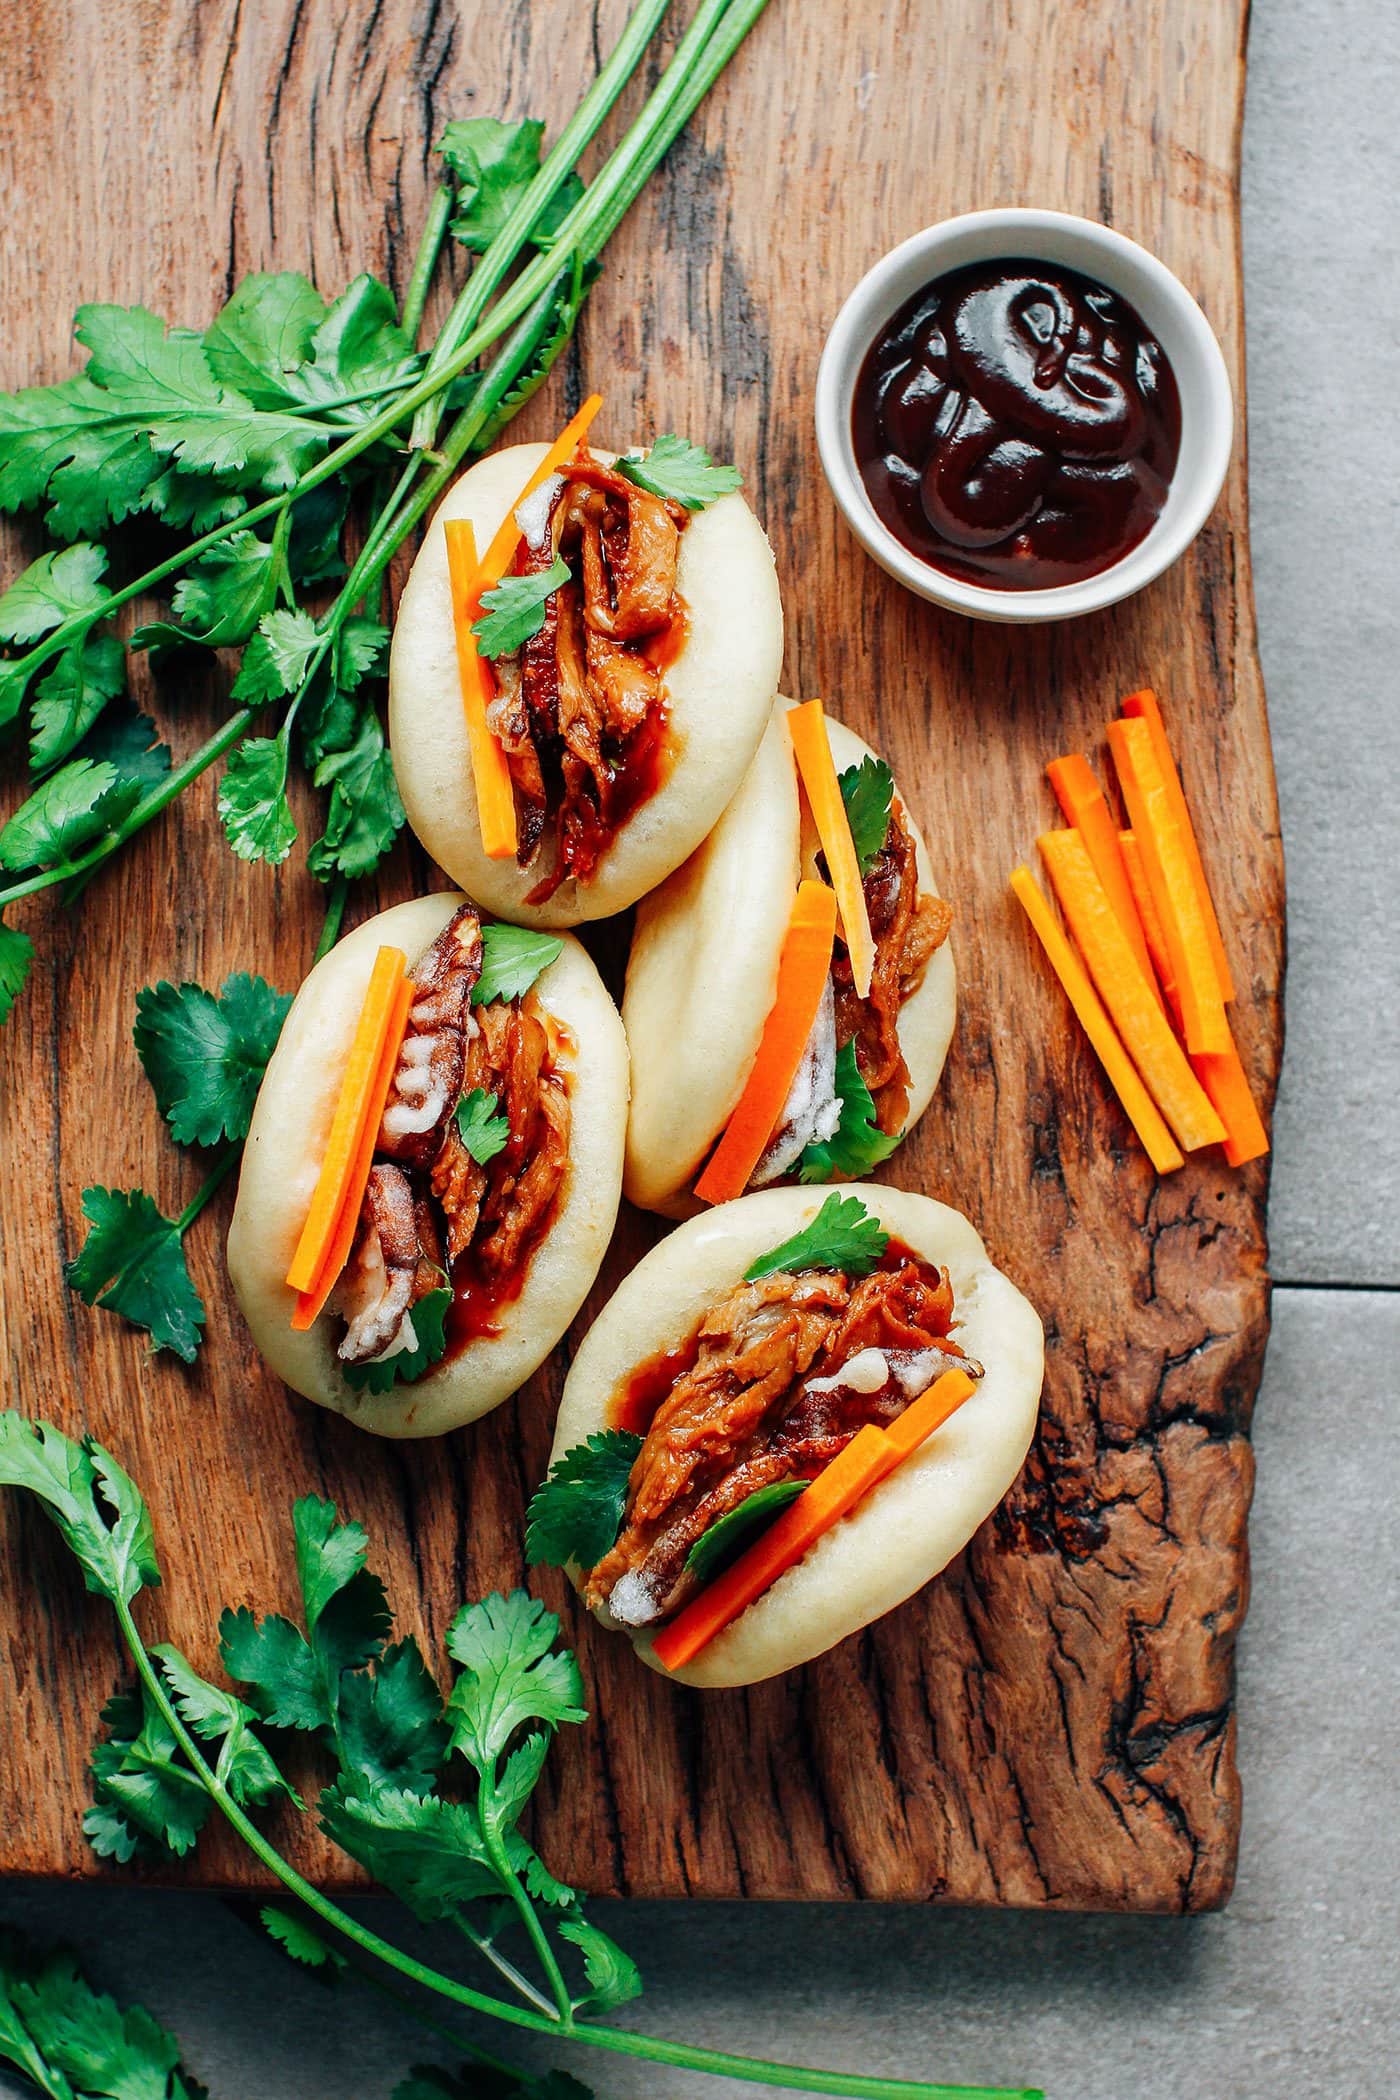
[{"left": 814, "top": 207, "right": 1235, "bottom": 625}]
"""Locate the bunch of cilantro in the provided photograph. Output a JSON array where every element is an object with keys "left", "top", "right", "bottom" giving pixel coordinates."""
[
  {"left": 0, "top": 1415, "right": 1036, "bottom": 2100},
  {"left": 0, "top": 0, "right": 771, "bottom": 1029}
]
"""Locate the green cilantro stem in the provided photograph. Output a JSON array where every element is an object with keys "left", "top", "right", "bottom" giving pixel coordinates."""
[
  {"left": 173, "top": 1142, "right": 240, "bottom": 1235},
  {"left": 107, "top": 1592, "right": 1029, "bottom": 2100},
  {"left": 406, "top": 0, "right": 674, "bottom": 452},
  {"left": 313, "top": 874, "right": 349, "bottom": 962},
  {"left": 478, "top": 1764, "right": 575, "bottom": 2023},
  {"left": 399, "top": 183, "right": 456, "bottom": 345}
]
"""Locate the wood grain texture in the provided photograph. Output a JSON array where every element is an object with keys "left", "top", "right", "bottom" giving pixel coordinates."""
[{"left": 0, "top": 0, "right": 1281, "bottom": 1908}]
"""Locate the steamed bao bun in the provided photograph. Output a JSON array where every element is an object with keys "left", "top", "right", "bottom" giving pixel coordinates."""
[
  {"left": 227, "top": 893, "right": 629, "bottom": 1440},
  {"left": 388, "top": 441, "right": 784, "bottom": 928},
  {"left": 621, "top": 699, "right": 957, "bottom": 1217},
  {"left": 550, "top": 1184, "right": 1044, "bottom": 1688}
]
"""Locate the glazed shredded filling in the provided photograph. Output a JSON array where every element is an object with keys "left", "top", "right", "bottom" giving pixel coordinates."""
[
  {"left": 488, "top": 450, "right": 689, "bottom": 904},
  {"left": 746, "top": 797, "right": 954, "bottom": 1190},
  {"left": 332, "top": 905, "right": 570, "bottom": 1372},
  {"left": 587, "top": 1253, "right": 982, "bottom": 1628}
]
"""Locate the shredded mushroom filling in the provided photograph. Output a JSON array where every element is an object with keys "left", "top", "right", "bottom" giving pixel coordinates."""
[
  {"left": 587, "top": 1256, "right": 983, "bottom": 1627},
  {"left": 331, "top": 906, "right": 571, "bottom": 1373},
  {"left": 485, "top": 449, "right": 689, "bottom": 903}
]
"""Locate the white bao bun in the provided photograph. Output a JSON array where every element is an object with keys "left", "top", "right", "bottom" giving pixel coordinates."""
[
  {"left": 550, "top": 1184, "right": 1044, "bottom": 1688},
  {"left": 388, "top": 442, "right": 784, "bottom": 928},
  {"left": 227, "top": 893, "right": 629, "bottom": 1440},
  {"left": 620, "top": 700, "right": 957, "bottom": 1217}
]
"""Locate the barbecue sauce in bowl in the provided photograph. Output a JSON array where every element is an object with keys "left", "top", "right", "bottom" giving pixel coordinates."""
[{"left": 851, "top": 259, "right": 1181, "bottom": 591}]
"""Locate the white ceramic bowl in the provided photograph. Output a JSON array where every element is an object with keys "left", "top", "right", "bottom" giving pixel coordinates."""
[{"left": 814, "top": 208, "right": 1234, "bottom": 624}]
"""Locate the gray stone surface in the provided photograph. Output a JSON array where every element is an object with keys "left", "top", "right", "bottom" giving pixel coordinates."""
[
  {"left": 5, "top": 2, "right": 1398, "bottom": 2097},
  {"left": 1243, "top": 0, "right": 1400, "bottom": 1285}
]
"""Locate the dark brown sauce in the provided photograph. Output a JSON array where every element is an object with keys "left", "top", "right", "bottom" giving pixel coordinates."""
[
  {"left": 852, "top": 259, "right": 1181, "bottom": 590},
  {"left": 524, "top": 701, "right": 674, "bottom": 907}
]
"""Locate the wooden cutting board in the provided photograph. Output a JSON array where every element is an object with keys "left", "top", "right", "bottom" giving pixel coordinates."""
[{"left": 0, "top": 0, "right": 1281, "bottom": 1909}]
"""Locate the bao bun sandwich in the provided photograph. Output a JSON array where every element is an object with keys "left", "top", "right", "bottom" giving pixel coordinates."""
[
  {"left": 228, "top": 892, "right": 628, "bottom": 1439},
  {"left": 528, "top": 1186, "right": 1042, "bottom": 1688},
  {"left": 389, "top": 397, "right": 783, "bottom": 929},
  {"left": 622, "top": 696, "right": 956, "bottom": 1217}
]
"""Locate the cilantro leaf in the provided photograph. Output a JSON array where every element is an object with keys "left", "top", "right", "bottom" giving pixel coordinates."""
[
  {"left": 86, "top": 1686, "right": 212, "bottom": 1862},
  {"left": 618, "top": 434, "right": 742, "bottom": 511},
  {"left": 471, "top": 556, "right": 569, "bottom": 660},
  {"left": 0, "top": 1931, "right": 207, "bottom": 2100},
  {"left": 217, "top": 736, "right": 297, "bottom": 864},
  {"left": 0, "top": 369, "right": 163, "bottom": 539},
  {"left": 78, "top": 706, "right": 172, "bottom": 790},
  {"left": 306, "top": 707, "right": 404, "bottom": 882},
  {"left": 341, "top": 1287, "right": 451, "bottom": 1394},
  {"left": 279, "top": 276, "right": 420, "bottom": 417},
  {"left": 133, "top": 972, "right": 291, "bottom": 1148},
  {"left": 557, "top": 1914, "right": 643, "bottom": 2016},
  {"left": 0, "top": 1415, "right": 160, "bottom": 1607},
  {"left": 0, "top": 921, "right": 35, "bottom": 1027},
  {"left": 334, "top": 617, "right": 389, "bottom": 691},
  {"left": 455, "top": 1088, "right": 509, "bottom": 1166},
  {"left": 318, "top": 1783, "right": 502, "bottom": 1919},
  {"left": 29, "top": 632, "right": 126, "bottom": 772},
  {"left": 152, "top": 1646, "right": 297, "bottom": 1811},
  {"left": 0, "top": 758, "right": 141, "bottom": 872},
  {"left": 0, "top": 541, "right": 109, "bottom": 643},
  {"left": 445, "top": 1592, "right": 585, "bottom": 1769},
  {"left": 798, "top": 1039, "right": 901, "bottom": 1183},
  {"left": 336, "top": 1640, "right": 449, "bottom": 1796},
  {"left": 64, "top": 1187, "right": 206, "bottom": 1362},
  {"left": 72, "top": 303, "right": 324, "bottom": 494},
  {"left": 473, "top": 924, "right": 563, "bottom": 1006},
  {"left": 259, "top": 1905, "right": 346, "bottom": 1974},
  {"left": 439, "top": 118, "right": 584, "bottom": 255},
  {"left": 525, "top": 1431, "right": 641, "bottom": 1571},
  {"left": 136, "top": 528, "right": 286, "bottom": 650},
  {"left": 202, "top": 272, "right": 327, "bottom": 406},
  {"left": 684, "top": 1479, "right": 809, "bottom": 1587},
  {"left": 743, "top": 1192, "right": 890, "bottom": 1283},
  {"left": 838, "top": 756, "right": 894, "bottom": 876},
  {"left": 218, "top": 1607, "right": 326, "bottom": 1730},
  {"left": 293, "top": 1493, "right": 380, "bottom": 1637},
  {"left": 230, "top": 607, "right": 322, "bottom": 702},
  {"left": 0, "top": 656, "right": 33, "bottom": 733}
]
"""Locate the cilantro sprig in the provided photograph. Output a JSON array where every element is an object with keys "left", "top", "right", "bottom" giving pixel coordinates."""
[
  {"left": 525, "top": 1430, "right": 643, "bottom": 1571},
  {"left": 0, "top": 1414, "right": 1031, "bottom": 2099},
  {"left": 0, "top": 0, "right": 773, "bottom": 1032},
  {"left": 618, "top": 433, "right": 742, "bottom": 510},
  {"left": 838, "top": 756, "right": 894, "bottom": 875},
  {"left": 66, "top": 973, "right": 291, "bottom": 1361},
  {"left": 799, "top": 1040, "right": 901, "bottom": 1182},
  {"left": 456, "top": 1088, "right": 511, "bottom": 1165},
  {"left": 0, "top": 1931, "right": 209, "bottom": 2100},
  {"left": 474, "top": 924, "right": 564, "bottom": 1006},
  {"left": 744, "top": 1193, "right": 891, "bottom": 1282},
  {"left": 472, "top": 556, "right": 570, "bottom": 660}
]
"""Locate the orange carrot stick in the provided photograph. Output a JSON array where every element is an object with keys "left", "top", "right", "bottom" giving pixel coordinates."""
[
  {"left": 694, "top": 879, "right": 840, "bottom": 1206},
  {"left": 476, "top": 393, "right": 604, "bottom": 589},
  {"left": 444, "top": 518, "right": 518, "bottom": 861},
  {"left": 1107, "top": 716, "right": 1230, "bottom": 1057},
  {"left": 1122, "top": 688, "right": 1235, "bottom": 1002},
  {"left": 291, "top": 972, "right": 415, "bottom": 1330},
  {"left": 651, "top": 1369, "right": 979, "bottom": 1672},
  {"left": 786, "top": 699, "right": 876, "bottom": 1000},
  {"left": 1047, "top": 753, "right": 1160, "bottom": 1005},
  {"left": 1192, "top": 1035, "right": 1270, "bottom": 1167},
  {"left": 1038, "top": 829, "right": 1225, "bottom": 1152},
  {"left": 1011, "top": 865, "right": 1185, "bottom": 1175},
  {"left": 1119, "top": 828, "right": 1181, "bottom": 1024},
  {"left": 285, "top": 947, "right": 409, "bottom": 1297},
  {"left": 651, "top": 1423, "right": 893, "bottom": 1671}
]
